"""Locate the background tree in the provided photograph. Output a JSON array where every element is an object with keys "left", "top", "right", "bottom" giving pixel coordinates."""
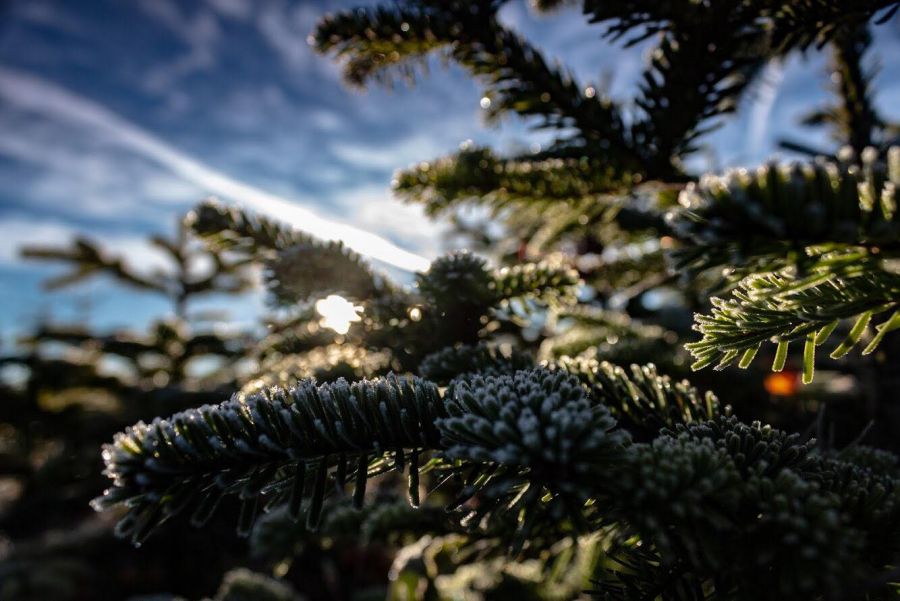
[
  {"left": 3, "top": 1, "right": 900, "bottom": 600},
  {"left": 0, "top": 220, "right": 258, "bottom": 600}
]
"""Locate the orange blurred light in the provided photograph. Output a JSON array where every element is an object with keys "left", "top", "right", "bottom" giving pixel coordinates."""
[{"left": 764, "top": 370, "right": 800, "bottom": 396}]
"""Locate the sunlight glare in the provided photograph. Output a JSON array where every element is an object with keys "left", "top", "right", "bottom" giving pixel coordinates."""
[{"left": 315, "top": 294, "right": 363, "bottom": 334}]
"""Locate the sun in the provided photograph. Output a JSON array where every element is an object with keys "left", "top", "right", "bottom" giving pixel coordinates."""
[{"left": 315, "top": 294, "right": 363, "bottom": 335}]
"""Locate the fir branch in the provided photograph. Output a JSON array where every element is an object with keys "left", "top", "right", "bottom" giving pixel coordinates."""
[
  {"left": 605, "top": 418, "right": 889, "bottom": 599},
  {"left": 314, "top": 2, "right": 639, "bottom": 169},
  {"left": 668, "top": 147, "right": 900, "bottom": 276},
  {"left": 826, "top": 25, "right": 883, "bottom": 153},
  {"left": 438, "top": 369, "right": 631, "bottom": 549},
  {"left": 186, "top": 200, "right": 309, "bottom": 256},
  {"left": 213, "top": 568, "right": 302, "bottom": 601},
  {"left": 585, "top": 0, "right": 769, "bottom": 175},
  {"left": 189, "top": 200, "right": 387, "bottom": 305},
  {"left": 554, "top": 358, "right": 720, "bottom": 440},
  {"left": 539, "top": 305, "right": 681, "bottom": 370},
  {"left": 686, "top": 254, "right": 900, "bottom": 382},
  {"left": 490, "top": 260, "right": 580, "bottom": 306},
  {"left": 612, "top": 434, "right": 743, "bottom": 570},
  {"left": 313, "top": 2, "right": 466, "bottom": 87},
  {"left": 416, "top": 251, "right": 498, "bottom": 310},
  {"left": 418, "top": 343, "right": 535, "bottom": 385},
  {"left": 241, "top": 344, "right": 392, "bottom": 396},
  {"left": 392, "top": 146, "right": 633, "bottom": 216},
  {"left": 667, "top": 415, "right": 818, "bottom": 478},
  {"left": 92, "top": 374, "right": 445, "bottom": 544},
  {"left": 265, "top": 241, "right": 380, "bottom": 304},
  {"left": 417, "top": 252, "right": 579, "bottom": 317},
  {"left": 22, "top": 237, "right": 162, "bottom": 293},
  {"left": 763, "top": 0, "right": 900, "bottom": 52}
]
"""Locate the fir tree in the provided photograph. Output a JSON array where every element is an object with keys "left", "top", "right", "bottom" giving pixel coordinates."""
[{"left": 4, "top": 1, "right": 900, "bottom": 600}]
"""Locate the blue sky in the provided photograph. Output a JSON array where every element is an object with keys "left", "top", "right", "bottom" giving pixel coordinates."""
[{"left": 0, "top": 0, "right": 898, "bottom": 344}]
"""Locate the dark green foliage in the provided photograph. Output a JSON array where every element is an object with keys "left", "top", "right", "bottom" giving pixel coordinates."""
[
  {"left": 602, "top": 418, "right": 900, "bottom": 599},
  {"left": 555, "top": 358, "right": 720, "bottom": 440},
  {"left": 8, "top": 1, "right": 895, "bottom": 599},
  {"left": 416, "top": 251, "right": 496, "bottom": 309},
  {"left": 612, "top": 435, "right": 742, "bottom": 569},
  {"left": 94, "top": 364, "right": 900, "bottom": 598},
  {"left": 838, "top": 444, "right": 900, "bottom": 476},
  {"left": 418, "top": 343, "right": 535, "bottom": 384},
  {"left": 667, "top": 415, "right": 817, "bottom": 477},
  {"left": 764, "top": 0, "right": 900, "bottom": 52},
  {"left": 213, "top": 569, "right": 303, "bottom": 601},
  {"left": 266, "top": 241, "right": 379, "bottom": 304},
  {"left": 92, "top": 374, "right": 445, "bottom": 544},
  {"left": 668, "top": 147, "right": 899, "bottom": 277},
  {"left": 672, "top": 146, "right": 900, "bottom": 381},
  {"left": 438, "top": 369, "right": 630, "bottom": 544}
]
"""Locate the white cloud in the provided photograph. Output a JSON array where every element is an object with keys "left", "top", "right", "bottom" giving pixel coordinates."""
[
  {"left": 334, "top": 185, "right": 450, "bottom": 258},
  {"left": 331, "top": 133, "right": 457, "bottom": 171},
  {"left": 0, "top": 67, "right": 431, "bottom": 272},
  {"left": 0, "top": 106, "right": 202, "bottom": 219},
  {"left": 256, "top": 3, "right": 322, "bottom": 72},
  {"left": 205, "top": 0, "right": 254, "bottom": 21},
  {"left": 137, "top": 0, "right": 223, "bottom": 99},
  {"left": 747, "top": 60, "right": 786, "bottom": 160}
]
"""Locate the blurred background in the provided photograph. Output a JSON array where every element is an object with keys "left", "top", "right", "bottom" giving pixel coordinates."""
[
  {"left": 1, "top": 0, "right": 897, "bottom": 337},
  {"left": 0, "top": 1, "right": 898, "bottom": 600}
]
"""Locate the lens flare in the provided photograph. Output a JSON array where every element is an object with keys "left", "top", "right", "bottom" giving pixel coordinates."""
[{"left": 315, "top": 295, "right": 363, "bottom": 335}]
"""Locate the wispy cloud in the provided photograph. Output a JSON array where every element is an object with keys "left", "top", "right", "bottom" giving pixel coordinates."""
[
  {"left": 747, "top": 60, "right": 786, "bottom": 160},
  {"left": 0, "top": 67, "right": 432, "bottom": 272}
]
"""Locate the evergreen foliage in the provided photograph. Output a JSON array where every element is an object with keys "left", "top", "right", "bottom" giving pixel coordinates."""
[{"left": 4, "top": 1, "right": 900, "bottom": 600}]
